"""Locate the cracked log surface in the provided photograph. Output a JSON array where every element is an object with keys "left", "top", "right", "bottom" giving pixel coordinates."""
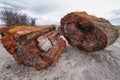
[
  {"left": 0, "top": 26, "right": 66, "bottom": 70},
  {"left": 0, "top": 37, "right": 120, "bottom": 80},
  {"left": 60, "top": 12, "right": 118, "bottom": 52}
]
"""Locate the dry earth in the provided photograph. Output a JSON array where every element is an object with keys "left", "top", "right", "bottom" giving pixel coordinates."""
[{"left": 0, "top": 37, "right": 120, "bottom": 80}]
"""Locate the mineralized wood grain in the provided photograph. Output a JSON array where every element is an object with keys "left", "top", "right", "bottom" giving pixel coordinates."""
[
  {"left": 60, "top": 12, "right": 118, "bottom": 52},
  {"left": 0, "top": 26, "right": 66, "bottom": 70}
]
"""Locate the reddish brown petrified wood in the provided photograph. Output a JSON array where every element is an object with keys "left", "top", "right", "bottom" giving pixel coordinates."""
[
  {"left": 60, "top": 12, "right": 118, "bottom": 52},
  {"left": 0, "top": 26, "right": 66, "bottom": 70}
]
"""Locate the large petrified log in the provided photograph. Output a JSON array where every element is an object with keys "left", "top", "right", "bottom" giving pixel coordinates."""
[
  {"left": 0, "top": 26, "right": 66, "bottom": 70},
  {"left": 60, "top": 12, "right": 118, "bottom": 52}
]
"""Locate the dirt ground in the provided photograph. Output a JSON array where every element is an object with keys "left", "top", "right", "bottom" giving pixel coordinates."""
[{"left": 0, "top": 38, "right": 120, "bottom": 80}]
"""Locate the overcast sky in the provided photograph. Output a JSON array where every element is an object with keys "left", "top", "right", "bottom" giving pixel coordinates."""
[{"left": 0, "top": 0, "right": 120, "bottom": 25}]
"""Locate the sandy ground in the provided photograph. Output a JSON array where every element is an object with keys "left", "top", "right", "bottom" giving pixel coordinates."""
[{"left": 0, "top": 38, "right": 120, "bottom": 80}]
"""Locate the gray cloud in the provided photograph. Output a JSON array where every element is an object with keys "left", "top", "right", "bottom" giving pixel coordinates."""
[
  {"left": 0, "top": 0, "right": 26, "bottom": 10},
  {"left": 29, "top": 4, "right": 60, "bottom": 14},
  {"left": 0, "top": 0, "right": 120, "bottom": 25},
  {"left": 112, "top": 9, "right": 120, "bottom": 15},
  {"left": 0, "top": 0, "right": 61, "bottom": 14},
  {"left": 110, "top": 18, "right": 120, "bottom": 25},
  {"left": 108, "top": 9, "right": 120, "bottom": 25}
]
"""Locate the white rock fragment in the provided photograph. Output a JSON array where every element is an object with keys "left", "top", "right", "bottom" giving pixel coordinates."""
[{"left": 37, "top": 36, "right": 52, "bottom": 52}]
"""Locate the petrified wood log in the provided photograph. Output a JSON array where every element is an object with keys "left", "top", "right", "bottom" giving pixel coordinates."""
[
  {"left": 60, "top": 12, "right": 118, "bottom": 52},
  {"left": 0, "top": 26, "right": 66, "bottom": 70}
]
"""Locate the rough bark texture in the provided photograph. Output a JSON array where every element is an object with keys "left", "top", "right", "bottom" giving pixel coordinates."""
[
  {"left": 61, "top": 12, "right": 118, "bottom": 52},
  {"left": 0, "top": 26, "right": 66, "bottom": 70}
]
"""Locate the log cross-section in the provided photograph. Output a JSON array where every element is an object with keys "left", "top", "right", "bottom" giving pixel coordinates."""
[{"left": 61, "top": 12, "right": 118, "bottom": 52}]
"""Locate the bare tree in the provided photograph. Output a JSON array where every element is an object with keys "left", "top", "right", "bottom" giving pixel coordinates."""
[
  {"left": 30, "top": 18, "right": 36, "bottom": 26},
  {"left": 0, "top": 8, "right": 36, "bottom": 27}
]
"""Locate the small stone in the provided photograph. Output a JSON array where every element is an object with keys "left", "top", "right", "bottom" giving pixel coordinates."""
[{"left": 6, "top": 65, "right": 11, "bottom": 69}]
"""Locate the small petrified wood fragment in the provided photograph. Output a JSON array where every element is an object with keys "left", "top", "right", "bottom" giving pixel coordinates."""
[
  {"left": 0, "top": 26, "right": 66, "bottom": 70},
  {"left": 60, "top": 12, "right": 118, "bottom": 52}
]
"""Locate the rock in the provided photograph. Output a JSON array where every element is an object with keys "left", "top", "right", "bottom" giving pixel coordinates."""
[
  {"left": 0, "top": 26, "right": 66, "bottom": 70},
  {"left": 60, "top": 12, "right": 118, "bottom": 52}
]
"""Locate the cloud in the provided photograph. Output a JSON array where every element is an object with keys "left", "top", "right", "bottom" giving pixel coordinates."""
[
  {"left": 0, "top": 0, "right": 26, "bottom": 10},
  {"left": 109, "top": 18, "right": 120, "bottom": 25},
  {"left": 106, "top": 9, "right": 120, "bottom": 25},
  {"left": 0, "top": 0, "right": 120, "bottom": 25}
]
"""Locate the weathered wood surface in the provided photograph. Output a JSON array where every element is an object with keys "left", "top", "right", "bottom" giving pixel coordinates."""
[
  {"left": 0, "top": 26, "right": 66, "bottom": 70},
  {"left": 0, "top": 37, "right": 120, "bottom": 80},
  {"left": 61, "top": 12, "right": 118, "bottom": 52}
]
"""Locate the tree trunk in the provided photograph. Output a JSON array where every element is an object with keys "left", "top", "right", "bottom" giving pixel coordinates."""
[
  {"left": 60, "top": 12, "right": 118, "bottom": 52},
  {"left": 0, "top": 26, "right": 66, "bottom": 70}
]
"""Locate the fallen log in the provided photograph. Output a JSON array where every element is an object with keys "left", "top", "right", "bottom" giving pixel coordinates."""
[
  {"left": 60, "top": 12, "right": 118, "bottom": 52},
  {"left": 0, "top": 26, "right": 66, "bottom": 70}
]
